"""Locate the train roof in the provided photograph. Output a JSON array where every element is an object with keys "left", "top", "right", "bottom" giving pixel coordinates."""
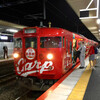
[
  {"left": 14, "top": 27, "right": 73, "bottom": 37},
  {"left": 13, "top": 27, "right": 88, "bottom": 40}
]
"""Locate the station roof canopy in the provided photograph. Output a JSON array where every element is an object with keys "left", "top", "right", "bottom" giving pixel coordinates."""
[
  {"left": 0, "top": 0, "right": 99, "bottom": 42},
  {"left": 67, "top": 0, "right": 100, "bottom": 42}
]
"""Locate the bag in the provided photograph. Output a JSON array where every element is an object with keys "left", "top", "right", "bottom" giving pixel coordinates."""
[
  {"left": 77, "top": 51, "right": 81, "bottom": 58},
  {"left": 95, "top": 48, "right": 98, "bottom": 54},
  {"left": 76, "top": 47, "right": 82, "bottom": 58}
]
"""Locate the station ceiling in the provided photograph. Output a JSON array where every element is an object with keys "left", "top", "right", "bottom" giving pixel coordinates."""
[
  {"left": 67, "top": 0, "right": 100, "bottom": 41},
  {"left": 0, "top": 0, "right": 99, "bottom": 42}
]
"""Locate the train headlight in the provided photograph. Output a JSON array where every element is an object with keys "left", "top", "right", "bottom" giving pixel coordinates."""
[
  {"left": 47, "top": 54, "right": 53, "bottom": 60},
  {"left": 13, "top": 53, "right": 19, "bottom": 58}
]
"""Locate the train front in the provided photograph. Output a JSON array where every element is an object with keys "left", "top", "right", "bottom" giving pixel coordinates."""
[{"left": 13, "top": 27, "right": 63, "bottom": 82}]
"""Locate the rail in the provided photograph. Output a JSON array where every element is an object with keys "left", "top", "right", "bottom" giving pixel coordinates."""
[{"left": 15, "top": 90, "right": 30, "bottom": 100}]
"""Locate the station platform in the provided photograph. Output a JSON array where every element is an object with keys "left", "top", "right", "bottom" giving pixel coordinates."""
[
  {"left": 0, "top": 58, "right": 13, "bottom": 65},
  {"left": 37, "top": 50, "right": 100, "bottom": 100}
]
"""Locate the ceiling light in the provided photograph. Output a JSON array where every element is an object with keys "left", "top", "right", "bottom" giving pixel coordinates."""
[
  {"left": 6, "top": 29, "right": 18, "bottom": 33},
  {"left": 88, "top": 27, "right": 97, "bottom": 30},
  {"left": 92, "top": 31, "right": 98, "bottom": 33},
  {"left": 96, "top": 19, "right": 100, "bottom": 24},
  {"left": 0, "top": 36, "right": 8, "bottom": 40}
]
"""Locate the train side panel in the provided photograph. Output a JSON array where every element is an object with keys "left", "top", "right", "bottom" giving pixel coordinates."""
[{"left": 62, "top": 30, "right": 73, "bottom": 74}]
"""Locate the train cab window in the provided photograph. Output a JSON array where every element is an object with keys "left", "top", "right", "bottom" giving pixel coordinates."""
[
  {"left": 40, "top": 37, "right": 62, "bottom": 48},
  {"left": 70, "top": 41, "right": 72, "bottom": 53},
  {"left": 14, "top": 38, "right": 22, "bottom": 48},
  {"left": 25, "top": 37, "right": 37, "bottom": 48}
]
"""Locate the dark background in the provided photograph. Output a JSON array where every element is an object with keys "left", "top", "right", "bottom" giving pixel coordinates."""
[{"left": 0, "top": 0, "right": 98, "bottom": 42}]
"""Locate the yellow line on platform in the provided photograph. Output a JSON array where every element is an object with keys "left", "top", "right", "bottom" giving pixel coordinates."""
[{"left": 67, "top": 64, "right": 92, "bottom": 100}]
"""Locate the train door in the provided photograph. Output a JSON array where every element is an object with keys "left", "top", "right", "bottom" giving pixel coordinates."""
[
  {"left": 72, "top": 39, "right": 77, "bottom": 64},
  {"left": 64, "top": 36, "right": 72, "bottom": 71},
  {"left": 23, "top": 37, "right": 38, "bottom": 76}
]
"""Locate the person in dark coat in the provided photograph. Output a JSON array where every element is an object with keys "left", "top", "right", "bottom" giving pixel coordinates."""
[
  {"left": 74, "top": 42, "right": 81, "bottom": 62},
  {"left": 3, "top": 46, "right": 8, "bottom": 59}
]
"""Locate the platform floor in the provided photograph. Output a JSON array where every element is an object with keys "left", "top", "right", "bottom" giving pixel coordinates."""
[
  {"left": 0, "top": 58, "right": 13, "bottom": 62},
  {"left": 37, "top": 50, "right": 100, "bottom": 100},
  {"left": 83, "top": 53, "right": 100, "bottom": 100},
  {"left": 0, "top": 58, "right": 13, "bottom": 65}
]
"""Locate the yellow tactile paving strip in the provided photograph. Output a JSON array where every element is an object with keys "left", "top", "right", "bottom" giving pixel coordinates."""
[{"left": 67, "top": 64, "right": 92, "bottom": 100}]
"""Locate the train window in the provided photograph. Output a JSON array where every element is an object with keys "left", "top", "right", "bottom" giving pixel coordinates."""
[
  {"left": 70, "top": 41, "right": 72, "bottom": 53},
  {"left": 14, "top": 38, "right": 22, "bottom": 48},
  {"left": 24, "top": 28, "right": 36, "bottom": 33},
  {"left": 63, "top": 37, "right": 65, "bottom": 47},
  {"left": 73, "top": 39, "right": 77, "bottom": 48},
  {"left": 40, "top": 37, "right": 62, "bottom": 48},
  {"left": 25, "top": 37, "right": 37, "bottom": 48},
  {"left": 66, "top": 40, "right": 68, "bottom": 52}
]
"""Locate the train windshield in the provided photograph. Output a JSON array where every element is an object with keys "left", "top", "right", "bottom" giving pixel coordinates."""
[
  {"left": 14, "top": 38, "right": 22, "bottom": 48},
  {"left": 25, "top": 37, "right": 37, "bottom": 48},
  {"left": 40, "top": 37, "right": 62, "bottom": 48}
]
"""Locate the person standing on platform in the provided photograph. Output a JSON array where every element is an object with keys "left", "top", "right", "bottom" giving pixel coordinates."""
[
  {"left": 79, "top": 41, "right": 86, "bottom": 69},
  {"left": 94, "top": 44, "right": 98, "bottom": 67},
  {"left": 88, "top": 44, "right": 95, "bottom": 69},
  {"left": 3, "top": 46, "right": 8, "bottom": 59},
  {"left": 74, "top": 42, "right": 81, "bottom": 62}
]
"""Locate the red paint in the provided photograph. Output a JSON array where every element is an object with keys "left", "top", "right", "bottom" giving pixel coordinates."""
[{"left": 13, "top": 27, "right": 97, "bottom": 80}]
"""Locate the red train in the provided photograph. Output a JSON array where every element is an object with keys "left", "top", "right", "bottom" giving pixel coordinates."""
[{"left": 13, "top": 27, "right": 96, "bottom": 90}]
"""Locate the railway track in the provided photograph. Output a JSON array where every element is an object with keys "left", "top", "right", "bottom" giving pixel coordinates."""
[
  {"left": 15, "top": 90, "right": 44, "bottom": 100},
  {"left": 0, "top": 61, "right": 47, "bottom": 100},
  {"left": 0, "top": 72, "right": 16, "bottom": 85},
  {"left": 0, "top": 62, "right": 14, "bottom": 76},
  {"left": 0, "top": 61, "right": 16, "bottom": 86},
  {"left": 15, "top": 90, "right": 31, "bottom": 100}
]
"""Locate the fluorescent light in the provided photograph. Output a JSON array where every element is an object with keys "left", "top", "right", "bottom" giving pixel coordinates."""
[
  {"left": 88, "top": 27, "right": 97, "bottom": 30},
  {"left": 92, "top": 31, "right": 98, "bottom": 33},
  {"left": 0, "top": 36, "right": 8, "bottom": 40},
  {"left": 6, "top": 29, "right": 18, "bottom": 33},
  {"left": 2, "top": 34, "right": 13, "bottom": 36},
  {"left": 96, "top": 19, "right": 100, "bottom": 24}
]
